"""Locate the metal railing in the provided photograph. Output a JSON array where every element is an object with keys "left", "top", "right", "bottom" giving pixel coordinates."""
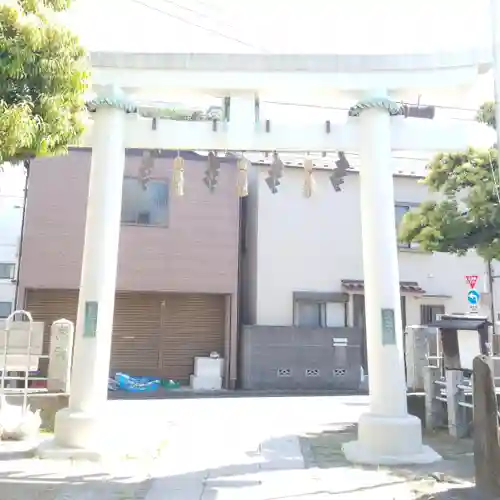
[
  {"left": 1, "top": 310, "right": 51, "bottom": 414},
  {"left": 425, "top": 351, "right": 500, "bottom": 436}
]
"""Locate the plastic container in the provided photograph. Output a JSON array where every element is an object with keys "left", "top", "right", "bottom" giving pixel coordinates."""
[{"left": 161, "top": 379, "right": 180, "bottom": 389}]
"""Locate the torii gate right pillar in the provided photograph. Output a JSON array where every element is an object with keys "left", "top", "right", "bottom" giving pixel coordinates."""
[{"left": 342, "top": 92, "right": 441, "bottom": 465}]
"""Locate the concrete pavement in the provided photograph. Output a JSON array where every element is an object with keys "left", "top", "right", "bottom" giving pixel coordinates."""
[{"left": 0, "top": 395, "right": 476, "bottom": 499}]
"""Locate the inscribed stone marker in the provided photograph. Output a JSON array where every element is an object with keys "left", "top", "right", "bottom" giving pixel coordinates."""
[
  {"left": 381, "top": 308, "right": 396, "bottom": 345},
  {"left": 84, "top": 301, "right": 99, "bottom": 338}
]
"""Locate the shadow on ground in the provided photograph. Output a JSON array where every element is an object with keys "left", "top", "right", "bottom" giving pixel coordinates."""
[
  {"left": 0, "top": 434, "right": 305, "bottom": 499},
  {"left": 300, "top": 422, "right": 481, "bottom": 498},
  {"left": 413, "top": 487, "right": 488, "bottom": 500},
  {"left": 0, "top": 429, "right": 481, "bottom": 499},
  {"left": 0, "top": 469, "right": 152, "bottom": 499}
]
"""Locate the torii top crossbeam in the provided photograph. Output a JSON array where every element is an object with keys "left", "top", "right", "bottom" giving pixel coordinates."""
[
  {"left": 82, "top": 50, "right": 495, "bottom": 153},
  {"left": 90, "top": 50, "right": 491, "bottom": 95}
]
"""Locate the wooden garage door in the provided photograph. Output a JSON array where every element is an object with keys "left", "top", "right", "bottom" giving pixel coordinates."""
[
  {"left": 24, "top": 289, "right": 161, "bottom": 377},
  {"left": 111, "top": 293, "right": 161, "bottom": 377},
  {"left": 25, "top": 290, "right": 226, "bottom": 383},
  {"left": 161, "top": 294, "right": 225, "bottom": 383}
]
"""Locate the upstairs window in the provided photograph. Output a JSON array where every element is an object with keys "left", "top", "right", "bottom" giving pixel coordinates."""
[{"left": 121, "top": 178, "right": 169, "bottom": 226}]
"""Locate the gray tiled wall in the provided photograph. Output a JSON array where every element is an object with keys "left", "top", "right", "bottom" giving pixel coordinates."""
[{"left": 240, "top": 325, "right": 362, "bottom": 390}]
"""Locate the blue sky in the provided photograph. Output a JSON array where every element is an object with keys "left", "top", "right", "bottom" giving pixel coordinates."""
[
  {"left": 63, "top": 0, "right": 491, "bottom": 55},
  {"left": 58, "top": 0, "right": 495, "bottom": 110}
]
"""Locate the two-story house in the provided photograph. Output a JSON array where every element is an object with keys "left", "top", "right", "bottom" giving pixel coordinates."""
[
  {"left": 17, "top": 149, "right": 241, "bottom": 388},
  {"left": 241, "top": 153, "right": 497, "bottom": 383},
  {"left": 0, "top": 165, "right": 26, "bottom": 319}
]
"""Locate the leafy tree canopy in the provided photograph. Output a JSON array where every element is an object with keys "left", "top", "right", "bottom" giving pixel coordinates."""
[
  {"left": 0, "top": 0, "right": 88, "bottom": 164},
  {"left": 477, "top": 101, "right": 496, "bottom": 129},
  {"left": 399, "top": 145, "right": 500, "bottom": 261}
]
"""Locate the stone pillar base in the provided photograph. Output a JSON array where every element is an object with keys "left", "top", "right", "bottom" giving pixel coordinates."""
[
  {"left": 37, "top": 407, "right": 166, "bottom": 461},
  {"left": 342, "top": 412, "right": 442, "bottom": 465},
  {"left": 37, "top": 439, "right": 106, "bottom": 461},
  {"left": 37, "top": 408, "right": 109, "bottom": 461}
]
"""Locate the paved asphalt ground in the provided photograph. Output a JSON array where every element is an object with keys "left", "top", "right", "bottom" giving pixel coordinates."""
[{"left": 0, "top": 395, "right": 478, "bottom": 499}]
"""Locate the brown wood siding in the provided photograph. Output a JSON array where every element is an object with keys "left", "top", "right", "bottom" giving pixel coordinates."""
[
  {"left": 19, "top": 151, "right": 239, "bottom": 297},
  {"left": 161, "top": 294, "right": 225, "bottom": 383},
  {"left": 112, "top": 293, "right": 162, "bottom": 377},
  {"left": 25, "top": 289, "right": 225, "bottom": 383}
]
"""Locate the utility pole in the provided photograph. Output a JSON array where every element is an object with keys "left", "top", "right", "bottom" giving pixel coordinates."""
[
  {"left": 490, "top": 0, "right": 500, "bottom": 341},
  {"left": 491, "top": 0, "right": 500, "bottom": 150},
  {"left": 487, "top": 260, "right": 497, "bottom": 336},
  {"left": 13, "top": 160, "right": 29, "bottom": 311}
]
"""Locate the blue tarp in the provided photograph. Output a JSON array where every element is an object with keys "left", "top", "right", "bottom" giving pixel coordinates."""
[{"left": 113, "top": 372, "right": 161, "bottom": 392}]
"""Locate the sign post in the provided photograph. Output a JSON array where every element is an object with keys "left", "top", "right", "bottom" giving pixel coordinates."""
[
  {"left": 465, "top": 275, "right": 480, "bottom": 314},
  {"left": 468, "top": 289, "right": 481, "bottom": 314}
]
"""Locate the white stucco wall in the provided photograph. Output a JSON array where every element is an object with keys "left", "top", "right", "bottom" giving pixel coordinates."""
[
  {"left": 0, "top": 165, "right": 26, "bottom": 315},
  {"left": 246, "top": 164, "right": 497, "bottom": 327}
]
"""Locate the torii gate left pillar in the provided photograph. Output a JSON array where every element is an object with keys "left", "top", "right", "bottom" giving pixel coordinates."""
[{"left": 38, "top": 85, "right": 130, "bottom": 460}]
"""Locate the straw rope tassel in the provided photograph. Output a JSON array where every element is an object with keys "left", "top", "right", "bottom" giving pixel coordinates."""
[
  {"left": 237, "top": 157, "right": 249, "bottom": 197},
  {"left": 303, "top": 158, "right": 314, "bottom": 198},
  {"left": 172, "top": 154, "right": 185, "bottom": 196}
]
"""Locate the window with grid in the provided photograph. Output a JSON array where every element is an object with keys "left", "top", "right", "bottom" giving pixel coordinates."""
[
  {"left": 0, "top": 263, "right": 15, "bottom": 279},
  {"left": 420, "top": 304, "right": 445, "bottom": 325},
  {"left": 296, "top": 301, "right": 326, "bottom": 328},
  {"left": 121, "top": 178, "right": 169, "bottom": 226},
  {"left": 295, "top": 301, "right": 346, "bottom": 328}
]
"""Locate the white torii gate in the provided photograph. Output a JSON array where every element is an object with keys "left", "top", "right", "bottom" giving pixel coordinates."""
[{"left": 38, "top": 51, "right": 493, "bottom": 465}]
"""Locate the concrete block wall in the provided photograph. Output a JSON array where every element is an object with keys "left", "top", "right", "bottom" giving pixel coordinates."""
[{"left": 240, "top": 325, "right": 362, "bottom": 390}]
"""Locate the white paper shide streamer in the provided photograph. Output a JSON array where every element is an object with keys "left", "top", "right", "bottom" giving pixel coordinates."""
[
  {"left": 237, "top": 156, "right": 250, "bottom": 197},
  {"left": 303, "top": 157, "right": 315, "bottom": 198},
  {"left": 172, "top": 153, "right": 185, "bottom": 196}
]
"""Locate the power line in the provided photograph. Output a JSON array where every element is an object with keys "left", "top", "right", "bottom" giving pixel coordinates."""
[
  {"left": 123, "top": 0, "right": 488, "bottom": 115},
  {"left": 188, "top": 0, "right": 221, "bottom": 11},
  {"left": 127, "top": 0, "right": 490, "bottom": 117},
  {"left": 157, "top": 0, "right": 221, "bottom": 21},
  {"left": 262, "top": 99, "right": 483, "bottom": 115},
  {"left": 128, "top": 0, "right": 268, "bottom": 52},
  {"left": 249, "top": 151, "right": 449, "bottom": 163},
  {"left": 261, "top": 100, "right": 482, "bottom": 126},
  {"left": 262, "top": 100, "right": 348, "bottom": 111},
  {"left": 157, "top": 0, "right": 268, "bottom": 52}
]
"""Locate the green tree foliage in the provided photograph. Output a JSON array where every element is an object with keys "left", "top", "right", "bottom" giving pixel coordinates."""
[
  {"left": 399, "top": 99, "right": 500, "bottom": 261},
  {"left": 399, "top": 148, "right": 500, "bottom": 260},
  {"left": 0, "top": 0, "right": 88, "bottom": 164},
  {"left": 477, "top": 101, "right": 496, "bottom": 129}
]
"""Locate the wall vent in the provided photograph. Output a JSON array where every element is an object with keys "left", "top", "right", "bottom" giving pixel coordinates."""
[{"left": 277, "top": 368, "right": 292, "bottom": 377}]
